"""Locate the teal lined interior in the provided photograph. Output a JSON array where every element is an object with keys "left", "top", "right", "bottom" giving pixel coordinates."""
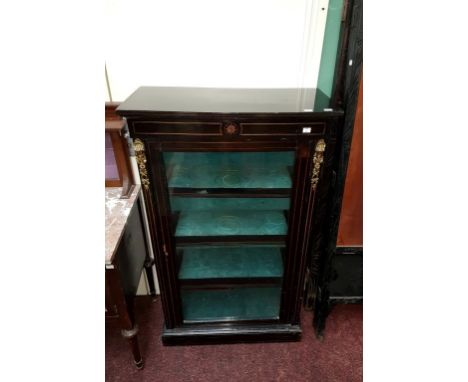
[
  {"left": 178, "top": 246, "right": 283, "bottom": 280},
  {"left": 181, "top": 287, "right": 281, "bottom": 322},
  {"left": 162, "top": 151, "right": 293, "bottom": 323},
  {"left": 175, "top": 209, "right": 287, "bottom": 237},
  {"left": 164, "top": 152, "right": 294, "bottom": 189}
]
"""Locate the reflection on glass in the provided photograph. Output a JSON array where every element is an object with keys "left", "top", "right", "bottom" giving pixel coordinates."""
[{"left": 165, "top": 152, "right": 294, "bottom": 189}]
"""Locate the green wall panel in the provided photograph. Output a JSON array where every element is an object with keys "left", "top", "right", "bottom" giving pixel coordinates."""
[{"left": 314, "top": 0, "right": 344, "bottom": 110}]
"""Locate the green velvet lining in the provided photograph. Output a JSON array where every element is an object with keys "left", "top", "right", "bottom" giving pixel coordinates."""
[
  {"left": 175, "top": 209, "right": 287, "bottom": 236},
  {"left": 178, "top": 246, "right": 284, "bottom": 280},
  {"left": 181, "top": 287, "right": 281, "bottom": 322}
]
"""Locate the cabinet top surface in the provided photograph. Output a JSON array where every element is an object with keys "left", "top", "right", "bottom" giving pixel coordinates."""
[{"left": 117, "top": 87, "right": 339, "bottom": 115}]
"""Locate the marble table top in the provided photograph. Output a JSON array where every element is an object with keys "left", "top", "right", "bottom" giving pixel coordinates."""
[{"left": 105, "top": 185, "right": 141, "bottom": 265}]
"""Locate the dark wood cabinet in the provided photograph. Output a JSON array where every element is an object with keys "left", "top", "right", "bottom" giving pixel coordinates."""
[{"left": 117, "top": 87, "right": 343, "bottom": 344}]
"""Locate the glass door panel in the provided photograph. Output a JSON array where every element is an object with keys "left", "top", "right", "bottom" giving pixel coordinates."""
[{"left": 162, "top": 151, "right": 294, "bottom": 323}]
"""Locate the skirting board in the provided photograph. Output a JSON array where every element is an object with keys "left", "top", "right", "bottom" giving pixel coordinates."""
[{"left": 162, "top": 323, "right": 302, "bottom": 346}]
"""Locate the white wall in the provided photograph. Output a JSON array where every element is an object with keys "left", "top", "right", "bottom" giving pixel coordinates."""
[
  {"left": 105, "top": 0, "right": 329, "bottom": 101},
  {"left": 106, "top": 0, "right": 329, "bottom": 295}
]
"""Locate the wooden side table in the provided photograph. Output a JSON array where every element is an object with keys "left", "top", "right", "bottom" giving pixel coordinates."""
[{"left": 105, "top": 185, "right": 157, "bottom": 369}]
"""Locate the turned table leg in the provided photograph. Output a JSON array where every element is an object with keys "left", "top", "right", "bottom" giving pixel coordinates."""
[
  {"left": 107, "top": 267, "right": 144, "bottom": 369},
  {"left": 121, "top": 325, "right": 144, "bottom": 369}
]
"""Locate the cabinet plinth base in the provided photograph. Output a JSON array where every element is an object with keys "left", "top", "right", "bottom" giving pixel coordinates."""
[{"left": 162, "top": 323, "right": 302, "bottom": 345}]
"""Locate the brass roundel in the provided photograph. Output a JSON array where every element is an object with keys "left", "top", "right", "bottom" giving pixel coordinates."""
[{"left": 223, "top": 121, "right": 239, "bottom": 136}]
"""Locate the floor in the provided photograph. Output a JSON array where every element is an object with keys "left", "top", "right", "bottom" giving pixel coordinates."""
[{"left": 106, "top": 297, "right": 362, "bottom": 382}]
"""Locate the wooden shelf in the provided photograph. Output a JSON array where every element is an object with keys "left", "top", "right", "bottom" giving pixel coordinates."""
[
  {"left": 176, "top": 235, "right": 286, "bottom": 246},
  {"left": 169, "top": 187, "right": 291, "bottom": 198}
]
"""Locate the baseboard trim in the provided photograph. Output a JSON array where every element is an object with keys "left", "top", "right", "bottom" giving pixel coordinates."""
[{"left": 162, "top": 323, "right": 302, "bottom": 346}]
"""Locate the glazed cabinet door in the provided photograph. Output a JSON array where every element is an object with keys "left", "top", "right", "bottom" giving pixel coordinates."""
[{"left": 140, "top": 140, "right": 321, "bottom": 329}]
